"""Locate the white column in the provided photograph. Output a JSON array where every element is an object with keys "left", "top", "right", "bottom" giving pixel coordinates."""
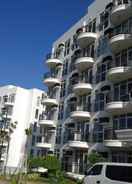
[{"left": 72, "top": 151, "right": 76, "bottom": 173}]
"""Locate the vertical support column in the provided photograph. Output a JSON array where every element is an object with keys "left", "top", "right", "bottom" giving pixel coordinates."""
[
  {"left": 42, "top": 127, "right": 45, "bottom": 143},
  {"left": 83, "top": 21, "right": 86, "bottom": 32},
  {"left": 72, "top": 150, "right": 76, "bottom": 173},
  {"left": 52, "top": 47, "right": 55, "bottom": 57}
]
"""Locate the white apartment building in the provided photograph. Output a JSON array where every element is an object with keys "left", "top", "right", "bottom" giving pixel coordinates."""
[
  {"left": 43, "top": 0, "right": 132, "bottom": 179},
  {"left": 0, "top": 85, "right": 50, "bottom": 173}
]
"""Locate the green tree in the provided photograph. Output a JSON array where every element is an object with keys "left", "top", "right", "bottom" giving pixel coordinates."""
[
  {"left": 28, "top": 155, "right": 68, "bottom": 184},
  {"left": 88, "top": 151, "right": 106, "bottom": 166},
  {"left": 43, "top": 156, "right": 66, "bottom": 184},
  {"left": 17, "top": 127, "right": 32, "bottom": 184}
]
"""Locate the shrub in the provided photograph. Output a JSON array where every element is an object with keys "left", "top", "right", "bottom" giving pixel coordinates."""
[{"left": 88, "top": 151, "right": 106, "bottom": 166}]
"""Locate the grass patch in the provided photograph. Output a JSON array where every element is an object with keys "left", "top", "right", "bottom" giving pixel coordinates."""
[{"left": 0, "top": 173, "right": 81, "bottom": 184}]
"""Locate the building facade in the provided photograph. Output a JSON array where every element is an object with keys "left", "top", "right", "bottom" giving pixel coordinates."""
[
  {"left": 43, "top": 0, "right": 132, "bottom": 178},
  {"left": 0, "top": 85, "right": 51, "bottom": 173}
]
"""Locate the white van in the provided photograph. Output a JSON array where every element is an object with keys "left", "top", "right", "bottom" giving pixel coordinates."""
[{"left": 83, "top": 162, "right": 132, "bottom": 184}]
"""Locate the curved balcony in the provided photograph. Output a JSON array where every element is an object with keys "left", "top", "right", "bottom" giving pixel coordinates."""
[
  {"left": 106, "top": 101, "right": 132, "bottom": 115},
  {"left": 110, "top": 34, "right": 132, "bottom": 53},
  {"left": 116, "top": 129, "right": 132, "bottom": 140},
  {"left": 67, "top": 141, "right": 89, "bottom": 149},
  {"left": 46, "top": 53, "right": 62, "bottom": 68},
  {"left": 88, "top": 143, "right": 108, "bottom": 154},
  {"left": 46, "top": 58, "right": 62, "bottom": 68},
  {"left": 39, "top": 120, "right": 56, "bottom": 128},
  {"left": 75, "top": 57, "right": 94, "bottom": 71},
  {"left": 71, "top": 111, "right": 90, "bottom": 121},
  {"left": 107, "top": 66, "right": 132, "bottom": 82},
  {"left": 43, "top": 72, "right": 61, "bottom": 87},
  {"left": 77, "top": 32, "right": 97, "bottom": 48},
  {"left": 111, "top": 3, "right": 132, "bottom": 26},
  {"left": 104, "top": 140, "right": 131, "bottom": 148},
  {"left": 43, "top": 77, "right": 61, "bottom": 87},
  {"left": 42, "top": 98, "right": 58, "bottom": 107},
  {"left": 73, "top": 83, "right": 92, "bottom": 95},
  {"left": 4, "top": 101, "right": 14, "bottom": 106},
  {"left": 36, "top": 142, "right": 52, "bottom": 149},
  {"left": 0, "top": 142, "right": 8, "bottom": 147},
  {"left": 0, "top": 157, "right": 5, "bottom": 162}
]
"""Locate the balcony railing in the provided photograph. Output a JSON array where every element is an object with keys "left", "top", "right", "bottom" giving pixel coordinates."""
[
  {"left": 76, "top": 104, "right": 91, "bottom": 112},
  {"left": 104, "top": 128, "right": 117, "bottom": 140},
  {"left": 113, "top": 0, "right": 132, "bottom": 7},
  {"left": 74, "top": 49, "right": 95, "bottom": 59},
  {"left": 43, "top": 72, "right": 59, "bottom": 80},
  {"left": 46, "top": 53, "right": 58, "bottom": 60},
  {"left": 64, "top": 129, "right": 88, "bottom": 143},
  {"left": 39, "top": 112, "right": 55, "bottom": 121},
  {"left": 65, "top": 102, "right": 91, "bottom": 118},
  {"left": 106, "top": 92, "right": 132, "bottom": 102},
  {"left": 76, "top": 27, "right": 96, "bottom": 37},
  {"left": 109, "top": 17, "right": 132, "bottom": 39}
]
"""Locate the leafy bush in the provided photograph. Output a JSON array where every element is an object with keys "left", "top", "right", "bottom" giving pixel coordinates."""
[
  {"left": 88, "top": 151, "right": 106, "bottom": 166},
  {"left": 28, "top": 155, "right": 61, "bottom": 173}
]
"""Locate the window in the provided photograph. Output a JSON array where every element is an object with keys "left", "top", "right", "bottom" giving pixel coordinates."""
[
  {"left": 32, "top": 136, "right": 36, "bottom": 146},
  {"left": 64, "top": 39, "right": 71, "bottom": 56},
  {"left": 37, "top": 97, "right": 40, "bottom": 106},
  {"left": 94, "top": 92, "right": 110, "bottom": 112},
  {"left": 106, "top": 165, "right": 132, "bottom": 182},
  {"left": 3, "top": 95, "right": 8, "bottom": 103},
  {"left": 96, "top": 60, "right": 112, "bottom": 83},
  {"left": 119, "top": 116, "right": 126, "bottom": 129},
  {"left": 114, "top": 79, "right": 132, "bottom": 102},
  {"left": 9, "top": 94, "right": 15, "bottom": 103},
  {"left": 7, "top": 106, "right": 13, "bottom": 116},
  {"left": 78, "top": 95, "right": 91, "bottom": 112},
  {"left": 58, "top": 103, "right": 64, "bottom": 120},
  {"left": 87, "top": 165, "right": 103, "bottom": 175},
  {"left": 56, "top": 126, "right": 62, "bottom": 144},
  {"left": 62, "top": 59, "right": 68, "bottom": 76},
  {"left": 69, "top": 56, "right": 76, "bottom": 72},
  {"left": 79, "top": 44, "right": 95, "bottom": 58},
  {"left": 33, "top": 122, "right": 37, "bottom": 132},
  {"left": 113, "top": 113, "right": 132, "bottom": 130},
  {"left": 93, "top": 124, "right": 103, "bottom": 142},
  {"left": 113, "top": 17, "right": 132, "bottom": 37},
  {"left": 35, "top": 109, "right": 39, "bottom": 119},
  {"left": 60, "top": 81, "right": 66, "bottom": 98},
  {"left": 113, "top": 117, "right": 118, "bottom": 130},
  {"left": 80, "top": 68, "right": 92, "bottom": 84},
  {"left": 127, "top": 116, "right": 132, "bottom": 128},
  {"left": 86, "top": 19, "right": 96, "bottom": 33},
  {"left": 36, "top": 136, "right": 41, "bottom": 143}
]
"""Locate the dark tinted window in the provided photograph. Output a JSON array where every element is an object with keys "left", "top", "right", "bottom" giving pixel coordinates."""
[
  {"left": 106, "top": 165, "right": 132, "bottom": 182},
  {"left": 87, "top": 165, "right": 103, "bottom": 176}
]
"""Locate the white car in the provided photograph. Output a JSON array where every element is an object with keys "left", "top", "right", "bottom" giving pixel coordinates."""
[{"left": 83, "top": 162, "right": 132, "bottom": 184}]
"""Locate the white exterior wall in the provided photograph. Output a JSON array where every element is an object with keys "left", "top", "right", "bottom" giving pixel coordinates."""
[
  {"left": 0, "top": 85, "right": 45, "bottom": 173},
  {"left": 44, "top": 0, "right": 132, "bottom": 177},
  {"left": 53, "top": 0, "right": 112, "bottom": 48}
]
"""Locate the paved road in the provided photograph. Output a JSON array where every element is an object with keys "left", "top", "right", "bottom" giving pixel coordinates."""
[{"left": 0, "top": 181, "right": 8, "bottom": 184}]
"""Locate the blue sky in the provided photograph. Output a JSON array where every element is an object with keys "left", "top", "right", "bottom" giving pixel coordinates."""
[{"left": 0, "top": 0, "right": 93, "bottom": 90}]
